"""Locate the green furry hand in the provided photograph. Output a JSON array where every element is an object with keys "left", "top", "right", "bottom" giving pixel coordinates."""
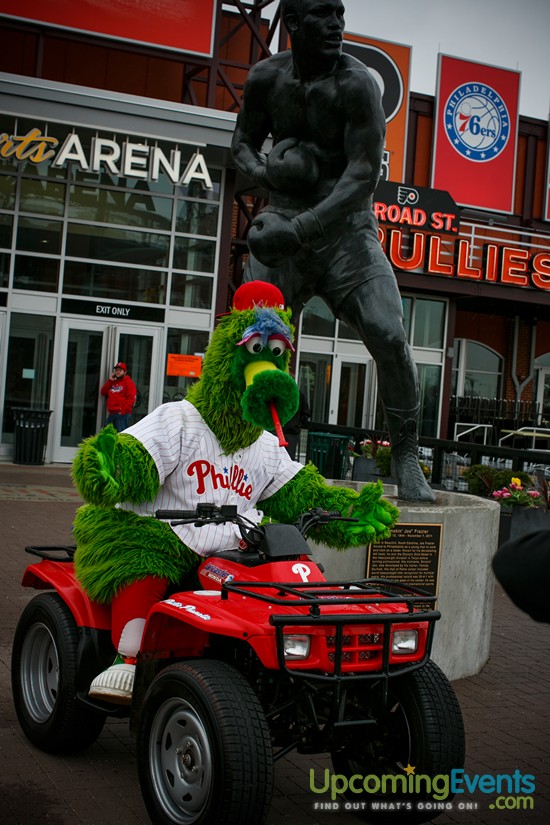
[
  {"left": 346, "top": 481, "right": 399, "bottom": 543},
  {"left": 71, "top": 424, "right": 120, "bottom": 506},
  {"left": 96, "top": 429, "right": 117, "bottom": 483},
  {"left": 71, "top": 425, "right": 160, "bottom": 507}
]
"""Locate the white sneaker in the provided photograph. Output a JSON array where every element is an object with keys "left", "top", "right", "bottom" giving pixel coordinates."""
[{"left": 88, "top": 657, "right": 135, "bottom": 705}]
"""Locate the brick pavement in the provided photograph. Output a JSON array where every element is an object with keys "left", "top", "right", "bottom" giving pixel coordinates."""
[{"left": 1, "top": 462, "right": 549, "bottom": 825}]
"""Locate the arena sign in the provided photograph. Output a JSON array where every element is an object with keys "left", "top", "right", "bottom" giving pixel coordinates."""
[{"left": 0, "top": 127, "right": 213, "bottom": 189}]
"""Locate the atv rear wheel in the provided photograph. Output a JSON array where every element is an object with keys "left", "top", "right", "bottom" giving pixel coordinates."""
[
  {"left": 331, "top": 660, "right": 465, "bottom": 824},
  {"left": 11, "top": 592, "right": 106, "bottom": 753},
  {"left": 137, "top": 660, "right": 273, "bottom": 825}
]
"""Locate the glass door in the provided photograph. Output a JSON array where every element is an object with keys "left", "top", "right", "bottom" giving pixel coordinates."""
[
  {"left": 327, "top": 355, "right": 374, "bottom": 427},
  {"left": 52, "top": 319, "right": 163, "bottom": 462}
]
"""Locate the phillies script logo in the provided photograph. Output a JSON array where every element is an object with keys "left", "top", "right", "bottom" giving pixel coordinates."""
[{"left": 187, "top": 460, "right": 253, "bottom": 500}]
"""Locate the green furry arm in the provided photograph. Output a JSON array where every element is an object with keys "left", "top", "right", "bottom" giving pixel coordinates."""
[
  {"left": 261, "top": 464, "right": 399, "bottom": 547},
  {"left": 71, "top": 424, "right": 160, "bottom": 507}
]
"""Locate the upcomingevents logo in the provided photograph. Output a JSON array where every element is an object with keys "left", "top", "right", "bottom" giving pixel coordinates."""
[{"left": 309, "top": 766, "right": 536, "bottom": 813}]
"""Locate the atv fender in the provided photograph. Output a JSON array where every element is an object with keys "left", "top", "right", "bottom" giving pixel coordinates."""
[{"left": 22, "top": 561, "right": 111, "bottom": 630}]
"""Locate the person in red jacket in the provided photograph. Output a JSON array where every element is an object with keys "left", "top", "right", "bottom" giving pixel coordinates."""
[{"left": 100, "top": 362, "right": 137, "bottom": 432}]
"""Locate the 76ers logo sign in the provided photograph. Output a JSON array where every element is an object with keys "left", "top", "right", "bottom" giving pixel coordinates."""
[{"left": 444, "top": 82, "right": 510, "bottom": 162}]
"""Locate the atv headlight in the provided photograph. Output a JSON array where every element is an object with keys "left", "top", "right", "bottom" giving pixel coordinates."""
[
  {"left": 392, "top": 629, "right": 418, "bottom": 654},
  {"left": 283, "top": 635, "right": 311, "bottom": 660}
]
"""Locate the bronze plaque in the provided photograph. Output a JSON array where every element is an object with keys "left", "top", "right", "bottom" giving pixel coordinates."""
[{"left": 367, "top": 523, "right": 443, "bottom": 607}]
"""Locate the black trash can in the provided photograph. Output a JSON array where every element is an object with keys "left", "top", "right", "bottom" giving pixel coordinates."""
[
  {"left": 12, "top": 408, "right": 53, "bottom": 465},
  {"left": 306, "top": 432, "right": 351, "bottom": 479}
]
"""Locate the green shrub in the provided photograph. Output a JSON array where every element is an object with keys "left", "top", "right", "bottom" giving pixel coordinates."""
[
  {"left": 463, "top": 464, "right": 532, "bottom": 498},
  {"left": 374, "top": 446, "right": 392, "bottom": 477}
]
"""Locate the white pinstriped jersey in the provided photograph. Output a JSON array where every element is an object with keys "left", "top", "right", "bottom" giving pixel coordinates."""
[{"left": 120, "top": 400, "right": 303, "bottom": 556}]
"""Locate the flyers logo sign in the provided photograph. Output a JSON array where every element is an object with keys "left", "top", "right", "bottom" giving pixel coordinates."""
[{"left": 444, "top": 82, "right": 511, "bottom": 162}]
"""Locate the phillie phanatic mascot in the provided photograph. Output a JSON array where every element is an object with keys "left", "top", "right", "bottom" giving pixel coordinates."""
[{"left": 71, "top": 281, "right": 399, "bottom": 703}]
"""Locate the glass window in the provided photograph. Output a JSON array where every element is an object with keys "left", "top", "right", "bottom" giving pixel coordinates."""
[
  {"left": 299, "top": 353, "right": 333, "bottom": 422},
  {"left": 0, "top": 213, "right": 13, "bottom": 247},
  {"left": 69, "top": 184, "right": 173, "bottom": 229},
  {"left": 0, "top": 115, "right": 17, "bottom": 172},
  {"left": 0, "top": 250, "right": 9, "bottom": 287},
  {"left": 2, "top": 312, "right": 56, "bottom": 442},
  {"left": 453, "top": 339, "right": 502, "bottom": 398},
  {"left": 402, "top": 296, "right": 412, "bottom": 340},
  {"left": 163, "top": 328, "right": 210, "bottom": 403},
  {"left": 466, "top": 341, "right": 501, "bottom": 372},
  {"left": 13, "top": 255, "right": 59, "bottom": 292},
  {"left": 173, "top": 236, "right": 216, "bottom": 273},
  {"left": 337, "top": 317, "right": 361, "bottom": 341},
  {"left": 19, "top": 178, "right": 66, "bottom": 216},
  {"left": 63, "top": 261, "right": 167, "bottom": 304},
  {"left": 301, "top": 296, "right": 336, "bottom": 337},
  {"left": 0, "top": 174, "right": 16, "bottom": 210},
  {"left": 17, "top": 216, "right": 63, "bottom": 255},
  {"left": 66, "top": 223, "right": 170, "bottom": 267},
  {"left": 177, "top": 168, "right": 222, "bottom": 202},
  {"left": 412, "top": 299, "right": 445, "bottom": 349},
  {"left": 417, "top": 364, "right": 441, "bottom": 437},
  {"left": 176, "top": 201, "right": 219, "bottom": 236},
  {"left": 463, "top": 370, "right": 500, "bottom": 398},
  {"left": 170, "top": 273, "right": 213, "bottom": 309}
]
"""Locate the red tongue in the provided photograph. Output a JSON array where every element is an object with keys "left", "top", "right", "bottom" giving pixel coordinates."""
[{"left": 269, "top": 400, "right": 288, "bottom": 447}]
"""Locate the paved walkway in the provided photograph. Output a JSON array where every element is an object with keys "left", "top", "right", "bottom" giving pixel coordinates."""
[{"left": 0, "top": 462, "right": 549, "bottom": 824}]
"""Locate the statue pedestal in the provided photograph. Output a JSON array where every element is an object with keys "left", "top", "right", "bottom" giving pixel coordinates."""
[{"left": 310, "top": 485, "right": 500, "bottom": 681}]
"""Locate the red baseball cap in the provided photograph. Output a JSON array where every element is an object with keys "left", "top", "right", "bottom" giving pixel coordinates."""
[
  {"left": 216, "top": 281, "right": 286, "bottom": 318},
  {"left": 114, "top": 362, "right": 127, "bottom": 371},
  {"left": 232, "top": 280, "right": 285, "bottom": 311}
]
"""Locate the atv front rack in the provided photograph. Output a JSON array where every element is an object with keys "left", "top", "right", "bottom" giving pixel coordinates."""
[
  {"left": 222, "top": 577, "right": 440, "bottom": 683},
  {"left": 222, "top": 577, "right": 436, "bottom": 614}
]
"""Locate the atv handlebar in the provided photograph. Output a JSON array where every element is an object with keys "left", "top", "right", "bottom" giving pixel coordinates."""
[
  {"left": 155, "top": 504, "right": 357, "bottom": 538},
  {"left": 155, "top": 503, "right": 238, "bottom": 522}
]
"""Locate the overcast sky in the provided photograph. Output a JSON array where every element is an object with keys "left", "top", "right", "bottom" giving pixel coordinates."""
[{"left": 269, "top": 0, "right": 550, "bottom": 122}]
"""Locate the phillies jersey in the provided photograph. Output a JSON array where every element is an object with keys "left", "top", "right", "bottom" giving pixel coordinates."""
[{"left": 120, "top": 400, "right": 303, "bottom": 556}]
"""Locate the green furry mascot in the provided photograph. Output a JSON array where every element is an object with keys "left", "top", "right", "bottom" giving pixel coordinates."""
[{"left": 72, "top": 281, "right": 399, "bottom": 704}]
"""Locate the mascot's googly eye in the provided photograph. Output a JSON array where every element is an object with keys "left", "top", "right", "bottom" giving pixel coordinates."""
[
  {"left": 244, "top": 335, "right": 263, "bottom": 354},
  {"left": 267, "top": 337, "right": 287, "bottom": 357}
]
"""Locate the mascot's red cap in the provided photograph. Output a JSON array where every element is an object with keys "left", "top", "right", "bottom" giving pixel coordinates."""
[{"left": 232, "top": 281, "right": 285, "bottom": 311}]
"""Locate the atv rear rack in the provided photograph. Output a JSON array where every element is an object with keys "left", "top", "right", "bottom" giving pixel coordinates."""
[{"left": 25, "top": 545, "right": 76, "bottom": 562}]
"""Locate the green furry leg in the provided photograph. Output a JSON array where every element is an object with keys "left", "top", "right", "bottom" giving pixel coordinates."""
[{"left": 74, "top": 505, "right": 198, "bottom": 603}]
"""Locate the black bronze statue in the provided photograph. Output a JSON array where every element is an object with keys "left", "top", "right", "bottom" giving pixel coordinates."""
[{"left": 231, "top": 0, "right": 435, "bottom": 502}]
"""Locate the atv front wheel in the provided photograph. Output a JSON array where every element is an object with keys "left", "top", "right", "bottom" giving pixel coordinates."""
[
  {"left": 331, "top": 660, "right": 465, "bottom": 824},
  {"left": 137, "top": 659, "right": 273, "bottom": 825},
  {"left": 11, "top": 592, "right": 106, "bottom": 753}
]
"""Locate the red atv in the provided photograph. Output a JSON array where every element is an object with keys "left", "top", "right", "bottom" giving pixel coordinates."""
[{"left": 12, "top": 505, "right": 465, "bottom": 825}]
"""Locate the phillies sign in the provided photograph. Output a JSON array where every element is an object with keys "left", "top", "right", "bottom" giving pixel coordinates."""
[{"left": 379, "top": 227, "right": 550, "bottom": 292}]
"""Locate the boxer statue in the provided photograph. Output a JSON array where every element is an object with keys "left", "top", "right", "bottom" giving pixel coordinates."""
[{"left": 231, "top": 0, "right": 435, "bottom": 501}]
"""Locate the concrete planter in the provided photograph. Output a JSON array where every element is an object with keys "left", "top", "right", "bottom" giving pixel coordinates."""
[{"left": 311, "top": 484, "right": 500, "bottom": 681}]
